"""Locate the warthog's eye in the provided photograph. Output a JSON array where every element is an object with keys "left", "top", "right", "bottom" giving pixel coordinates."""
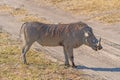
[{"left": 92, "top": 39, "right": 97, "bottom": 43}]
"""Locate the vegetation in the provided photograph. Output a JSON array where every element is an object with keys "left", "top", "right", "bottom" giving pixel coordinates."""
[
  {"left": 0, "top": 4, "right": 50, "bottom": 23},
  {"left": 0, "top": 32, "right": 88, "bottom": 80},
  {"left": 1, "top": 0, "right": 120, "bottom": 24},
  {"left": 46, "top": 0, "right": 120, "bottom": 14},
  {"left": 37, "top": 0, "right": 120, "bottom": 24}
]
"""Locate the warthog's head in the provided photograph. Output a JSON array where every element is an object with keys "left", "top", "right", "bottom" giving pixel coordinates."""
[{"left": 83, "top": 27, "right": 103, "bottom": 51}]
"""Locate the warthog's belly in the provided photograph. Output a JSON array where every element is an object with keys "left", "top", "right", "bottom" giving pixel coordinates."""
[{"left": 37, "top": 37, "right": 63, "bottom": 46}]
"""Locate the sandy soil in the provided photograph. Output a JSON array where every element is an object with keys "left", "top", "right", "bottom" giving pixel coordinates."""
[{"left": 0, "top": 0, "right": 120, "bottom": 80}]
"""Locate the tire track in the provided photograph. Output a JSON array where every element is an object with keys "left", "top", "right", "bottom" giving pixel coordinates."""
[{"left": 102, "top": 38, "right": 120, "bottom": 50}]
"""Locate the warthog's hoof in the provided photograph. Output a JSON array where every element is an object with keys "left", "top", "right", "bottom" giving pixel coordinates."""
[
  {"left": 23, "top": 60, "right": 28, "bottom": 65},
  {"left": 64, "top": 64, "right": 70, "bottom": 68},
  {"left": 72, "top": 65, "right": 77, "bottom": 68}
]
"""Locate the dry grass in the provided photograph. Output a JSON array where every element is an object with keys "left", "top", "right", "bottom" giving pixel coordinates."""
[
  {"left": 20, "top": 15, "right": 50, "bottom": 23},
  {"left": 37, "top": 0, "right": 120, "bottom": 24},
  {"left": 10, "top": 8, "right": 28, "bottom": 16},
  {"left": 0, "top": 32, "right": 88, "bottom": 80},
  {"left": 1, "top": 1, "right": 120, "bottom": 24},
  {"left": 0, "top": 4, "right": 28, "bottom": 16},
  {"left": 0, "top": 4, "right": 13, "bottom": 12},
  {"left": 94, "top": 13, "right": 120, "bottom": 24},
  {"left": 0, "top": 4, "right": 50, "bottom": 23},
  {"left": 0, "top": 32, "right": 10, "bottom": 46},
  {"left": 45, "top": 0, "right": 120, "bottom": 15}
]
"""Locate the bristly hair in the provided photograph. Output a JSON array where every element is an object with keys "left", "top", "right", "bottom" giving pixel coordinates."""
[{"left": 35, "top": 21, "right": 88, "bottom": 37}]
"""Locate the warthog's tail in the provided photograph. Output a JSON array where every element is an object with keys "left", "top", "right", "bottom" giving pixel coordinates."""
[{"left": 19, "top": 22, "right": 27, "bottom": 39}]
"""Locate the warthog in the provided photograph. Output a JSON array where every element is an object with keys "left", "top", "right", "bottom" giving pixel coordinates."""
[{"left": 20, "top": 21, "right": 102, "bottom": 67}]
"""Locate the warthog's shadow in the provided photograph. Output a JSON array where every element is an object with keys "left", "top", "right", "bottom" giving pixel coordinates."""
[{"left": 75, "top": 65, "right": 120, "bottom": 72}]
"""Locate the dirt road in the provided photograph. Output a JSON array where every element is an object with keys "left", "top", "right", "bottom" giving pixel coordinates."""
[{"left": 0, "top": 0, "right": 120, "bottom": 80}]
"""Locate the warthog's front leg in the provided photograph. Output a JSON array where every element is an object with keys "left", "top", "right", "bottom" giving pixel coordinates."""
[
  {"left": 67, "top": 47, "right": 75, "bottom": 67},
  {"left": 64, "top": 46, "right": 76, "bottom": 67}
]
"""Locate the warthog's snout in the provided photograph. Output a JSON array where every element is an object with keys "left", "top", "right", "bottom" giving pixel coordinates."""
[
  {"left": 94, "top": 38, "right": 102, "bottom": 51},
  {"left": 97, "top": 45, "right": 103, "bottom": 50},
  {"left": 94, "top": 45, "right": 103, "bottom": 51}
]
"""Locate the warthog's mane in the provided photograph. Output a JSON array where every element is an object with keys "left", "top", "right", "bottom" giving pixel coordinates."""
[{"left": 35, "top": 21, "right": 88, "bottom": 37}]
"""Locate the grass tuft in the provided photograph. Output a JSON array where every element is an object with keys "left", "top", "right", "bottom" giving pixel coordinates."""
[
  {"left": 94, "top": 13, "right": 120, "bottom": 24},
  {"left": 20, "top": 14, "right": 50, "bottom": 23},
  {"left": 0, "top": 4, "right": 13, "bottom": 12},
  {"left": 10, "top": 8, "right": 28, "bottom": 16}
]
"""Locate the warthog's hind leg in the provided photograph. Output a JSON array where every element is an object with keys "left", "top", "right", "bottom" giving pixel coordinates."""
[
  {"left": 22, "top": 43, "right": 32, "bottom": 64},
  {"left": 63, "top": 46, "right": 70, "bottom": 67}
]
